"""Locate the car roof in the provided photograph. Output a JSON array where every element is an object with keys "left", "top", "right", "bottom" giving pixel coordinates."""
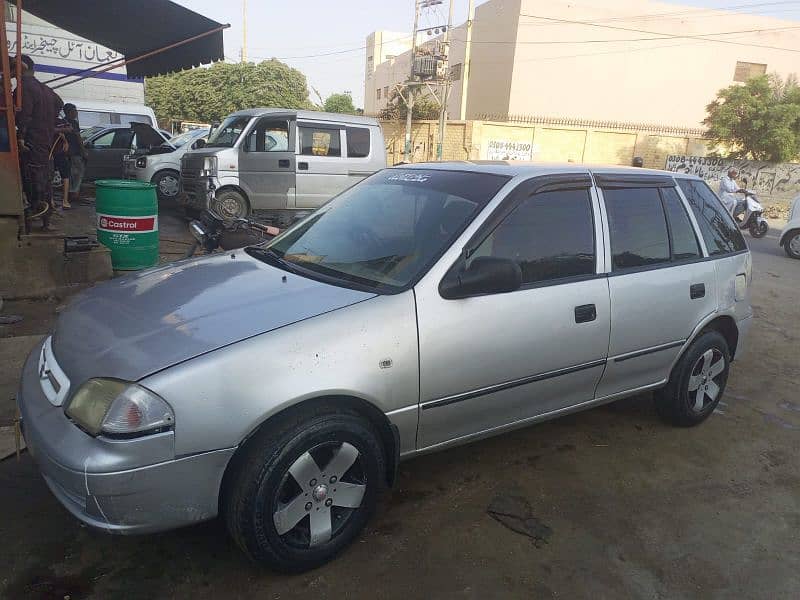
[
  {"left": 226, "top": 107, "right": 379, "bottom": 126},
  {"left": 390, "top": 160, "right": 703, "bottom": 181}
]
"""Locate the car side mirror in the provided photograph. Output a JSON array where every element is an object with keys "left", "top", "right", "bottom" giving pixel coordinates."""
[
  {"left": 193, "top": 139, "right": 206, "bottom": 150},
  {"left": 439, "top": 256, "right": 522, "bottom": 300}
]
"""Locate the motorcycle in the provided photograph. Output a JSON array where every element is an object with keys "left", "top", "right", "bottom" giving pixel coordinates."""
[
  {"left": 184, "top": 180, "right": 281, "bottom": 258},
  {"left": 734, "top": 179, "right": 769, "bottom": 238}
]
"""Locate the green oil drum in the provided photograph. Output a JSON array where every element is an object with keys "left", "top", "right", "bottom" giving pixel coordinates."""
[{"left": 95, "top": 180, "right": 159, "bottom": 270}]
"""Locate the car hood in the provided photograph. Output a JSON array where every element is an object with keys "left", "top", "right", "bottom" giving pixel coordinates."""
[
  {"left": 51, "top": 252, "right": 375, "bottom": 384},
  {"left": 131, "top": 122, "right": 173, "bottom": 150}
]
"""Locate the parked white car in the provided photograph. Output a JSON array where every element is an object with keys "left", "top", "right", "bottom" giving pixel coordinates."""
[
  {"left": 779, "top": 193, "right": 800, "bottom": 259},
  {"left": 124, "top": 128, "right": 209, "bottom": 202}
]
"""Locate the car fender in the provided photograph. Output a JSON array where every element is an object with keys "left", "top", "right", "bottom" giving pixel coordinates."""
[{"left": 779, "top": 219, "right": 800, "bottom": 246}]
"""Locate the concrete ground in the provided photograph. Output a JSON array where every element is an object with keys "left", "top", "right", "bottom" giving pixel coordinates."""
[{"left": 1, "top": 228, "right": 798, "bottom": 599}]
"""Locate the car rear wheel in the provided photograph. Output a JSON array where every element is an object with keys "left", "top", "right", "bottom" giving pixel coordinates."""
[
  {"left": 784, "top": 230, "right": 800, "bottom": 259},
  {"left": 222, "top": 406, "right": 386, "bottom": 572},
  {"left": 655, "top": 330, "right": 730, "bottom": 427},
  {"left": 152, "top": 170, "right": 181, "bottom": 202}
]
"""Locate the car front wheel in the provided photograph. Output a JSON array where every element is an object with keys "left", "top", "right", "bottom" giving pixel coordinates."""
[
  {"left": 152, "top": 170, "right": 181, "bottom": 202},
  {"left": 222, "top": 406, "right": 386, "bottom": 572},
  {"left": 655, "top": 330, "right": 731, "bottom": 427},
  {"left": 784, "top": 230, "right": 800, "bottom": 259}
]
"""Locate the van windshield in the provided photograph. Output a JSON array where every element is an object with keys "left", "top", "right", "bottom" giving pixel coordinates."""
[
  {"left": 206, "top": 116, "right": 251, "bottom": 148},
  {"left": 251, "top": 169, "right": 511, "bottom": 293}
]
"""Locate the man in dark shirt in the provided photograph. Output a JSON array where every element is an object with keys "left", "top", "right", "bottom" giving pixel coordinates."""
[
  {"left": 13, "top": 55, "right": 60, "bottom": 230},
  {"left": 63, "top": 103, "right": 85, "bottom": 207}
]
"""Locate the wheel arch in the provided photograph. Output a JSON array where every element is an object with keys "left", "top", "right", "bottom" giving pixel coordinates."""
[
  {"left": 779, "top": 227, "right": 800, "bottom": 247},
  {"left": 671, "top": 314, "right": 740, "bottom": 377},
  {"left": 218, "top": 395, "right": 400, "bottom": 512},
  {"left": 150, "top": 167, "right": 180, "bottom": 183}
]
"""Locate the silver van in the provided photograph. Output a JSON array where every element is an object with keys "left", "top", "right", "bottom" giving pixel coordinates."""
[
  {"left": 18, "top": 163, "right": 752, "bottom": 573},
  {"left": 180, "top": 108, "right": 386, "bottom": 225}
]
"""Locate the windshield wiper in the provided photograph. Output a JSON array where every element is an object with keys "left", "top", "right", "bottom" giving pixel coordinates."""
[{"left": 245, "top": 246, "right": 302, "bottom": 273}]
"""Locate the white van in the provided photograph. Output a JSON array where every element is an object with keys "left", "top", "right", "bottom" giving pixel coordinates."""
[{"left": 64, "top": 99, "right": 158, "bottom": 130}]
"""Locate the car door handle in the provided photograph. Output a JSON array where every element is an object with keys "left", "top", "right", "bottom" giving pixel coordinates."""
[
  {"left": 278, "top": 159, "right": 290, "bottom": 168},
  {"left": 690, "top": 283, "right": 705, "bottom": 299},
  {"left": 574, "top": 304, "right": 597, "bottom": 323},
  {"left": 298, "top": 161, "right": 308, "bottom": 170}
]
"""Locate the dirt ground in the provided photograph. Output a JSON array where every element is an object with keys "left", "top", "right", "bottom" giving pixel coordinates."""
[{"left": 1, "top": 224, "right": 798, "bottom": 599}]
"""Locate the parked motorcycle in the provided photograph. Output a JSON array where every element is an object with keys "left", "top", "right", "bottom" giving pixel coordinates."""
[
  {"left": 185, "top": 208, "right": 280, "bottom": 258},
  {"left": 734, "top": 179, "right": 769, "bottom": 238}
]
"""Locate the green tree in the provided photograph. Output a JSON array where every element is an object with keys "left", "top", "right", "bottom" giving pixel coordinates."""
[
  {"left": 145, "top": 60, "right": 311, "bottom": 125},
  {"left": 379, "top": 90, "right": 440, "bottom": 120},
  {"left": 704, "top": 74, "right": 800, "bottom": 162},
  {"left": 323, "top": 92, "right": 357, "bottom": 114}
]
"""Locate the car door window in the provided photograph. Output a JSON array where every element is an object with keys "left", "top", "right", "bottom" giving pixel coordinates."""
[
  {"left": 471, "top": 188, "right": 596, "bottom": 285},
  {"left": 111, "top": 130, "right": 134, "bottom": 149},
  {"left": 346, "top": 127, "right": 370, "bottom": 158},
  {"left": 604, "top": 187, "right": 670, "bottom": 270},
  {"left": 660, "top": 187, "right": 701, "bottom": 260},
  {"left": 299, "top": 125, "right": 342, "bottom": 157},
  {"left": 244, "top": 119, "right": 289, "bottom": 152},
  {"left": 90, "top": 130, "right": 115, "bottom": 148},
  {"left": 676, "top": 179, "right": 747, "bottom": 255}
]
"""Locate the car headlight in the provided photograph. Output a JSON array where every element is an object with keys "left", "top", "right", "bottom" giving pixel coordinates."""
[
  {"left": 201, "top": 156, "right": 217, "bottom": 177},
  {"left": 65, "top": 378, "right": 174, "bottom": 437},
  {"left": 135, "top": 156, "right": 147, "bottom": 168}
]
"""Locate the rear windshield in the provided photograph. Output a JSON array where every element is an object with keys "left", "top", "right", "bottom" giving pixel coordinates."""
[{"left": 253, "top": 169, "right": 511, "bottom": 293}]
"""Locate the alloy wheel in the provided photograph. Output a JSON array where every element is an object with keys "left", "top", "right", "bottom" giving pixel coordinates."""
[
  {"left": 158, "top": 174, "right": 179, "bottom": 197},
  {"left": 273, "top": 441, "right": 366, "bottom": 549},
  {"left": 789, "top": 233, "right": 800, "bottom": 258},
  {"left": 687, "top": 348, "right": 725, "bottom": 413}
]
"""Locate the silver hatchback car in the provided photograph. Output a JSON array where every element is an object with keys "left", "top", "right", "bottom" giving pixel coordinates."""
[{"left": 18, "top": 163, "right": 753, "bottom": 572}]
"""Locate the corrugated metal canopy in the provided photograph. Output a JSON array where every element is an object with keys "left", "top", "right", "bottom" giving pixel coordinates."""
[{"left": 13, "top": 0, "right": 226, "bottom": 78}]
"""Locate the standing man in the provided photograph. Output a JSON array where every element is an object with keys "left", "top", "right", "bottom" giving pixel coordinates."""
[
  {"left": 719, "top": 167, "right": 743, "bottom": 216},
  {"left": 13, "top": 55, "right": 58, "bottom": 231},
  {"left": 62, "top": 103, "right": 85, "bottom": 208}
]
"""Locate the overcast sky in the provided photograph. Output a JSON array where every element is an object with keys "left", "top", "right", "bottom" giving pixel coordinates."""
[{"left": 174, "top": 0, "right": 800, "bottom": 107}]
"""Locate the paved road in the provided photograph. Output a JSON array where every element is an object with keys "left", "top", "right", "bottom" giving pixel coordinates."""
[{"left": 1, "top": 227, "right": 798, "bottom": 599}]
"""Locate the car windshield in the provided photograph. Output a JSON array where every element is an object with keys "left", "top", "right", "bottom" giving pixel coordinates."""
[
  {"left": 252, "top": 169, "right": 511, "bottom": 293},
  {"left": 205, "top": 116, "right": 251, "bottom": 148},
  {"left": 168, "top": 129, "right": 208, "bottom": 148}
]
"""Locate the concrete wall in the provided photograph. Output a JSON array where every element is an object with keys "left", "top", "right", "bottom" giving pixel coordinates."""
[
  {"left": 666, "top": 155, "right": 800, "bottom": 203},
  {"left": 379, "top": 118, "right": 709, "bottom": 169}
]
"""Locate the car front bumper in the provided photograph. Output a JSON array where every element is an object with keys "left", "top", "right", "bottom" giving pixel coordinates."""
[{"left": 17, "top": 338, "right": 235, "bottom": 535}]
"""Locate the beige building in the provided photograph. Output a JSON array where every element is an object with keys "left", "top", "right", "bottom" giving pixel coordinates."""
[{"left": 365, "top": 0, "right": 800, "bottom": 129}]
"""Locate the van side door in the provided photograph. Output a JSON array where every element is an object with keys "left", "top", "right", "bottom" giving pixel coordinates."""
[
  {"left": 415, "top": 174, "right": 611, "bottom": 449},
  {"left": 295, "top": 122, "right": 348, "bottom": 209},
  {"left": 238, "top": 117, "right": 295, "bottom": 211},
  {"left": 594, "top": 174, "right": 717, "bottom": 398}
]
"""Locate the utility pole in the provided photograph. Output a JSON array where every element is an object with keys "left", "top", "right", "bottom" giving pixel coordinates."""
[
  {"left": 241, "top": 0, "right": 248, "bottom": 62},
  {"left": 460, "top": 0, "right": 475, "bottom": 120},
  {"left": 404, "top": 0, "right": 421, "bottom": 163},
  {"left": 436, "top": 0, "right": 455, "bottom": 160}
]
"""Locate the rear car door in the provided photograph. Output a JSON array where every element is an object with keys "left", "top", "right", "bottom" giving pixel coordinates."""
[
  {"left": 416, "top": 174, "right": 611, "bottom": 449},
  {"left": 594, "top": 173, "right": 717, "bottom": 398},
  {"left": 238, "top": 117, "right": 295, "bottom": 211},
  {"left": 295, "top": 122, "right": 348, "bottom": 209}
]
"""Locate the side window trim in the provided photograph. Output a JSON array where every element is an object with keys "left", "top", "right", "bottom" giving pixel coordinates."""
[
  {"left": 592, "top": 184, "right": 613, "bottom": 274},
  {"left": 671, "top": 180, "right": 710, "bottom": 258}
]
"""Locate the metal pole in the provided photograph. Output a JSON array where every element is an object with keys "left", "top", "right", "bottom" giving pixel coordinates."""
[
  {"left": 242, "top": 0, "right": 248, "bottom": 62},
  {"left": 460, "top": 0, "right": 475, "bottom": 120},
  {"left": 404, "top": 0, "right": 420, "bottom": 163},
  {"left": 436, "top": 0, "right": 455, "bottom": 160},
  {"left": 15, "top": 0, "right": 22, "bottom": 111}
]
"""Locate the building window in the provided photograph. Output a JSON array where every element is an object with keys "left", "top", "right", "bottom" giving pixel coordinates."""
[
  {"left": 376, "top": 88, "right": 381, "bottom": 100},
  {"left": 383, "top": 86, "right": 389, "bottom": 99},
  {"left": 733, "top": 61, "right": 767, "bottom": 82},
  {"left": 450, "top": 63, "right": 462, "bottom": 81}
]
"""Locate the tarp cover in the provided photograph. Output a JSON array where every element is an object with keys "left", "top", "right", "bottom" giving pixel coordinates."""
[{"left": 13, "top": 0, "right": 225, "bottom": 78}]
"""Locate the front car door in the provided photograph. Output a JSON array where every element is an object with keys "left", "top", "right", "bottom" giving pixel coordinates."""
[
  {"left": 85, "top": 128, "right": 133, "bottom": 180},
  {"left": 238, "top": 117, "right": 296, "bottom": 211},
  {"left": 415, "top": 174, "right": 611, "bottom": 449},
  {"left": 593, "top": 173, "right": 717, "bottom": 398},
  {"left": 295, "top": 121, "right": 348, "bottom": 209}
]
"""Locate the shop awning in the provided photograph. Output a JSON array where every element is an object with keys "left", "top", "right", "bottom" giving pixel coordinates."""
[{"left": 12, "top": 0, "right": 226, "bottom": 78}]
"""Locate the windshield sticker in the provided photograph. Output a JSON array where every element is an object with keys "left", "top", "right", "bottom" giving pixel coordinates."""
[{"left": 387, "top": 173, "right": 431, "bottom": 183}]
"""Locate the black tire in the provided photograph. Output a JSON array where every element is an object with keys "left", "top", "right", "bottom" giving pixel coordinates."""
[
  {"left": 152, "top": 170, "right": 181, "bottom": 203},
  {"left": 222, "top": 405, "right": 386, "bottom": 573},
  {"left": 213, "top": 189, "right": 250, "bottom": 220},
  {"left": 784, "top": 230, "right": 800, "bottom": 259},
  {"left": 654, "top": 330, "right": 731, "bottom": 427},
  {"left": 749, "top": 220, "right": 768, "bottom": 238}
]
